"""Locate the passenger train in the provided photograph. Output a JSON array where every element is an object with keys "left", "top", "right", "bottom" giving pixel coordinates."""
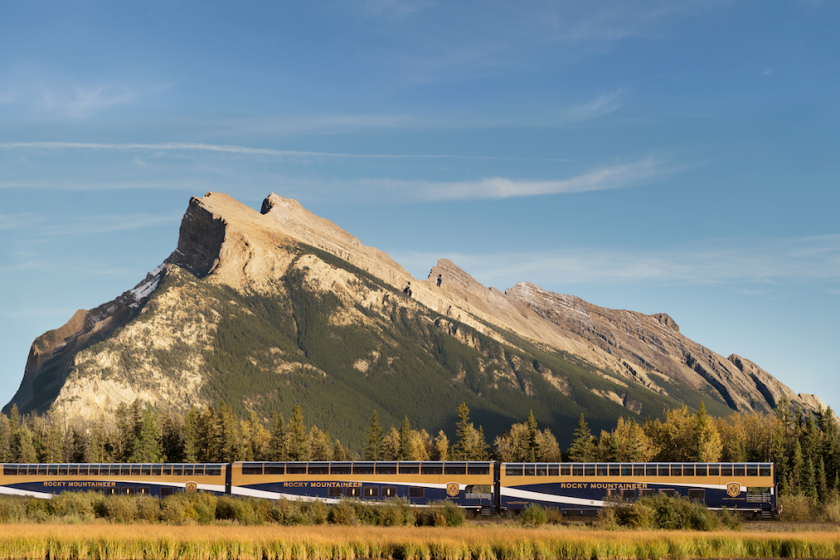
[{"left": 0, "top": 461, "right": 777, "bottom": 517}]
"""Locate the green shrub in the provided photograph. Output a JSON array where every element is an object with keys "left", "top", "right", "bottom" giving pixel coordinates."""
[
  {"left": 50, "top": 492, "right": 97, "bottom": 519},
  {"left": 780, "top": 494, "right": 814, "bottom": 521},
  {"left": 544, "top": 507, "right": 564, "bottom": 525},
  {"left": 271, "top": 498, "right": 294, "bottom": 523},
  {"left": 0, "top": 496, "right": 28, "bottom": 522},
  {"left": 328, "top": 501, "right": 357, "bottom": 525},
  {"left": 301, "top": 500, "right": 329, "bottom": 525},
  {"left": 160, "top": 493, "right": 194, "bottom": 524},
  {"left": 136, "top": 496, "right": 161, "bottom": 523},
  {"left": 521, "top": 503, "right": 548, "bottom": 528},
  {"left": 190, "top": 492, "right": 218, "bottom": 524},
  {"left": 104, "top": 495, "right": 139, "bottom": 523}
]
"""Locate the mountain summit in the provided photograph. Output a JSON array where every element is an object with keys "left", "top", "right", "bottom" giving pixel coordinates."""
[{"left": 5, "top": 192, "right": 826, "bottom": 447}]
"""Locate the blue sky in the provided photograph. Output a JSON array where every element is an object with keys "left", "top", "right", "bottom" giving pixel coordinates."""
[{"left": 1, "top": 1, "right": 838, "bottom": 414}]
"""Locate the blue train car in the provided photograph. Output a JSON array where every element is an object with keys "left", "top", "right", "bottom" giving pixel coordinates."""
[
  {"left": 0, "top": 463, "right": 228, "bottom": 498},
  {"left": 499, "top": 462, "right": 777, "bottom": 516},
  {"left": 230, "top": 461, "right": 496, "bottom": 512}
]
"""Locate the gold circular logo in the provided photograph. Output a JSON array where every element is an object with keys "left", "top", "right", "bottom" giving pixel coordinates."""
[
  {"left": 726, "top": 482, "right": 741, "bottom": 497},
  {"left": 185, "top": 481, "right": 198, "bottom": 494},
  {"left": 446, "top": 482, "right": 460, "bottom": 497}
]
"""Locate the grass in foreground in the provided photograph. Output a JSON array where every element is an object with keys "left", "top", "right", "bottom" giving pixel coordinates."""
[{"left": 1, "top": 524, "right": 840, "bottom": 560}]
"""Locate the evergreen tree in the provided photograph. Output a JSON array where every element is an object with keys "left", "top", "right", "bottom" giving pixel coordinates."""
[
  {"left": 772, "top": 416, "right": 789, "bottom": 495},
  {"left": 159, "top": 409, "right": 185, "bottom": 463},
  {"left": 526, "top": 411, "right": 538, "bottom": 461},
  {"left": 308, "top": 425, "right": 332, "bottom": 460},
  {"left": 399, "top": 416, "right": 414, "bottom": 460},
  {"left": 287, "top": 405, "right": 309, "bottom": 461},
  {"left": 818, "top": 457, "right": 828, "bottom": 503},
  {"left": 332, "top": 439, "right": 347, "bottom": 461},
  {"left": 569, "top": 413, "right": 595, "bottom": 463},
  {"left": 0, "top": 414, "right": 10, "bottom": 463},
  {"left": 269, "top": 411, "right": 287, "bottom": 461},
  {"left": 455, "top": 402, "right": 472, "bottom": 460},
  {"left": 790, "top": 439, "right": 804, "bottom": 495},
  {"left": 805, "top": 457, "right": 817, "bottom": 501},
  {"left": 182, "top": 406, "right": 199, "bottom": 463},
  {"left": 365, "top": 410, "right": 383, "bottom": 460},
  {"left": 130, "top": 405, "right": 161, "bottom": 463}
]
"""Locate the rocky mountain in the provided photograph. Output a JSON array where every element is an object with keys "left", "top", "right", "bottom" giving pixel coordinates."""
[{"left": 5, "top": 192, "right": 827, "bottom": 448}]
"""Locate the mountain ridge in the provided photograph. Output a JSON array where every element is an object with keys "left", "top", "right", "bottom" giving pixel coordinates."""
[{"left": 5, "top": 192, "right": 828, "bottom": 446}]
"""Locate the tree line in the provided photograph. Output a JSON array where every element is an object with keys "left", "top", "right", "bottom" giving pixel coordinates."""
[{"left": 1, "top": 397, "right": 837, "bottom": 502}]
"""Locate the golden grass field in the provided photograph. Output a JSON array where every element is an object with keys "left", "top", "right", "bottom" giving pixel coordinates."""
[{"left": 1, "top": 524, "right": 840, "bottom": 560}]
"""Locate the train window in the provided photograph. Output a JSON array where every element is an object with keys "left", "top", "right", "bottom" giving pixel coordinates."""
[
  {"left": 620, "top": 489, "right": 636, "bottom": 500},
  {"left": 759, "top": 465, "right": 771, "bottom": 477},
  {"left": 721, "top": 464, "right": 732, "bottom": 477},
  {"left": 682, "top": 464, "right": 694, "bottom": 477},
  {"left": 137, "top": 487, "right": 151, "bottom": 496},
  {"left": 445, "top": 463, "right": 467, "bottom": 475},
  {"left": 524, "top": 464, "right": 535, "bottom": 476},
  {"left": 734, "top": 465, "right": 745, "bottom": 477},
  {"left": 609, "top": 464, "right": 620, "bottom": 476},
  {"left": 328, "top": 487, "right": 342, "bottom": 498},
  {"left": 183, "top": 466, "right": 193, "bottom": 477},
  {"left": 548, "top": 465, "right": 559, "bottom": 476},
  {"left": 695, "top": 464, "right": 707, "bottom": 477},
  {"left": 645, "top": 464, "right": 657, "bottom": 476},
  {"left": 536, "top": 464, "right": 547, "bottom": 476},
  {"left": 141, "top": 465, "right": 151, "bottom": 476},
  {"left": 671, "top": 465, "right": 682, "bottom": 476},
  {"left": 265, "top": 463, "right": 285, "bottom": 475},
  {"left": 68, "top": 465, "right": 78, "bottom": 476},
  {"left": 330, "top": 463, "right": 351, "bottom": 475},
  {"left": 409, "top": 487, "right": 424, "bottom": 498},
  {"left": 3, "top": 466, "right": 16, "bottom": 476},
  {"left": 596, "top": 464, "right": 607, "bottom": 477},
  {"left": 193, "top": 465, "right": 204, "bottom": 476},
  {"left": 353, "top": 463, "right": 375, "bottom": 475},
  {"left": 399, "top": 463, "right": 420, "bottom": 474},
  {"left": 376, "top": 463, "right": 397, "bottom": 475},
  {"left": 163, "top": 465, "right": 173, "bottom": 476},
  {"left": 709, "top": 464, "right": 720, "bottom": 476},
  {"left": 505, "top": 465, "right": 523, "bottom": 476},
  {"left": 173, "top": 465, "right": 183, "bottom": 476},
  {"left": 152, "top": 465, "right": 162, "bottom": 476},
  {"left": 122, "top": 487, "right": 135, "bottom": 495},
  {"left": 121, "top": 465, "right": 131, "bottom": 476},
  {"left": 38, "top": 465, "right": 48, "bottom": 475},
  {"left": 657, "top": 465, "right": 669, "bottom": 477},
  {"left": 584, "top": 464, "right": 596, "bottom": 476},
  {"left": 747, "top": 465, "right": 758, "bottom": 477},
  {"left": 309, "top": 463, "right": 330, "bottom": 475},
  {"left": 688, "top": 489, "right": 705, "bottom": 503},
  {"left": 206, "top": 465, "right": 222, "bottom": 477},
  {"left": 287, "top": 464, "right": 307, "bottom": 475},
  {"left": 572, "top": 465, "right": 583, "bottom": 476},
  {"left": 363, "top": 487, "right": 379, "bottom": 498},
  {"left": 560, "top": 465, "right": 571, "bottom": 476},
  {"left": 161, "top": 487, "right": 174, "bottom": 497},
  {"left": 639, "top": 489, "right": 655, "bottom": 498},
  {"left": 633, "top": 465, "right": 645, "bottom": 476},
  {"left": 106, "top": 487, "right": 119, "bottom": 495},
  {"left": 620, "top": 464, "right": 631, "bottom": 476},
  {"left": 660, "top": 489, "right": 678, "bottom": 497},
  {"left": 382, "top": 487, "right": 397, "bottom": 498},
  {"left": 420, "top": 463, "right": 443, "bottom": 475},
  {"left": 58, "top": 465, "right": 68, "bottom": 476},
  {"left": 345, "top": 487, "right": 361, "bottom": 498},
  {"left": 468, "top": 463, "right": 491, "bottom": 475},
  {"left": 88, "top": 465, "right": 98, "bottom": 476},
  {"left": 26, "top": 465, "right": 36, "bottom": 475},
  {"left": 48, "top": 465, "right": 58, "bottom": 476},
  {"left": 606, "top": 489, "right": 617, "bottom": 497}
]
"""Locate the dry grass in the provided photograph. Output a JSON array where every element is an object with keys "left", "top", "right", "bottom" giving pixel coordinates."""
[{"left": 0, "top": 524, "right": 839, "bottom": 559}]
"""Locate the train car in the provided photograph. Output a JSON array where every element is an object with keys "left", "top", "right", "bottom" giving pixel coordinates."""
[
  {"left": 230, "top": 461, "right": 496, "bottom": 512},
  {"left": 0, "top": 463, "right": 228, "bottom": 498},
  {"left": 499, "top": 462, "right": 776, "bottom": 517}
]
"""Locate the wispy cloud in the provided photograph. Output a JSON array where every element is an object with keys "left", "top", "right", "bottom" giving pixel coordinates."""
[
  {"left": 393, "top": 235, "right": 840, "bottom": 287},
  {"left": 39, "top": 83, "right": 171, "bottom": 119},
  {"left": 0, "top": 141, "right": 571, "bottom": 162},
  {"left": 566, "top": 89, "right": 624, "bottom": 120},
  {"left": 365, "top": 159, "right": 661, "bottom": 200},
  {"left": 40, "top": 213, "right": 182, "bottom": 236},
  {"left": 0, "top": 213, "right": 44, "bottom": 230}
]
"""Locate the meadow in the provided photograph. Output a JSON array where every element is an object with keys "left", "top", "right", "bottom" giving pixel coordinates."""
[{"left": 1, "top": 524, "right": 840, "bottom": 560}]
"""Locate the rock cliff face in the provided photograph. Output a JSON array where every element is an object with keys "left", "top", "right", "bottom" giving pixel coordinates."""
[{"left": 5, "top": 192, "right": 829, "bottom": 440}]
